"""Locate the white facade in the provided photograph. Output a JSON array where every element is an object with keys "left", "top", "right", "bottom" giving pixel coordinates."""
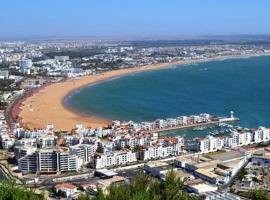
[
  {"left": 94, "top": 151, "right": 137, "bottom": 169},
  {"left": 253, "top": 127, "right": 270, "bottom": 143},
  {"left": 139, "top": 142, "right": 183, "bottom": 161},
  {"left": 59, "top": 152, "right": 83, "bottom": 172},
  {"left": 19, "top": 59, "right": 32, "bottom": 68},
  {"left": 69, "top": 144, "right": 96, "bottom": 163},
  {"left": 37, "top": 136, "right": 57, "bottom": 148},
  {"left": 198, "top": 127, "right": 270, "bottom": 153},
  {"left": 37, "top": 149, "right": 59, "bottom": 173},
  {"left": 199, "top": 135, "right": 223, "bottom": 153}
]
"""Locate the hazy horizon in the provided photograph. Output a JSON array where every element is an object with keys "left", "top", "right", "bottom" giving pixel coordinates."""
[{"left": 1, "top": 0, "right": 270, "bottom": 40}]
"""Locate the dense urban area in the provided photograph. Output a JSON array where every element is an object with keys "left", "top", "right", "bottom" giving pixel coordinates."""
[{"left": 0, "top": 39, "right": 270, "bottom": 199}]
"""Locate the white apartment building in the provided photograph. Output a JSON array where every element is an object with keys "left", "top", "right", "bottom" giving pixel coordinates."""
[
  {"left": 15, "top": 145, "right": 37, "bottom": 160},
  {"left": 93, "top": 150, "right": 137, "bottom": 169},
  {"left": 198, "top": 127, "right": 270, "bottom": 153},
  {"left": 19, "top": 59, "right": 32, "bottom": 68},
  {"left": 253, "top": 127, "right": 270, "bottom": 143},
  {"left": 17, "top": 147, "right": 85, "bottom": 174},
  {"left": 37, "top": 135, "right": 57, "bottom": 148},
  {"left": 113, "top": 135, "right": 151, "bottom": 149},
  {"left": 63, "top": 135, "right": 80, "bottom": 147},
  {"left": 139, "top": 142, "right": 183, "bottom": 161},
  {"left": 15, "top": 129, "right": 46, "bottom": 138},
  {"left": 69, "top": 144, "right": 96, "bottom": 164},
  {"left": 58, "top": 152, "right": 83, "bottom": 172},
  {"left": 37, "top": 149, "right": 59, "bottom": 173},
  {"left": 199, "top": 135, "right": 222, "bottom": 153},
  {"left": 15, "top": 138, "right": 37, "bottom": 147}
]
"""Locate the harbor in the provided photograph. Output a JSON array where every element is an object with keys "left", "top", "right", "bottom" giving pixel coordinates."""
[
  {"left": 130, "top": 111, "right": 240, "bottom": 133},
  {"left": 153, "top": 116, "right": 239, "bottom": 133}
]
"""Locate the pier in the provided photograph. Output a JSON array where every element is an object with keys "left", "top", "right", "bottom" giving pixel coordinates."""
[{"left": 151, "top": 117, "right": 239, "bottom": 133}]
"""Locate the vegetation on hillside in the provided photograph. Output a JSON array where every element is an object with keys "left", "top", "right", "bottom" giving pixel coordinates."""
[
  {"left": 249, "top": 189, "right": 270, "bottom": 200},
  {"left": 78, "top": 171, "right": 203, "bottom": 200},
  {"left": 0, "top": 181, "right": 44, "bottom": 200},
  {"left": 45, "top": 48, "right": 103, "bottom": 59}
]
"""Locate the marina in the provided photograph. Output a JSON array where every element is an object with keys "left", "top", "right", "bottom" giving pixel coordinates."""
[
  {"left": 153, "top": 116, "right": 239, "bottom": 133},
  {"left": 119, "top": 111, "right": 239, "bottom": 133}
]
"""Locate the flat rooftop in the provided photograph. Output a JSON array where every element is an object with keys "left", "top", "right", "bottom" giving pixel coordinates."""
[
  {"left": 96, "top": 169, "right": 118, "bottom": 177},
  {"left": 188, "top": 183, "right": 217, "bottom": 193},
  {"left": 145, "top": 161, "right": 169, "bottom": 168},
  {"left": 206, "top": 150, "right": 244, "bottom": 161},
  {"left": 194, "top": 159, "right": 222, "bottom": 169},
  {"left": 175, "top": 156, "right": 199, "bottom": 165},
  {"left": 195, "top": 168, "right": 218, "bottom": 178},
  {"left": 174, "top": 169, "right": 193, "bottom": 178},
  {"left": 155, "top": 165, "right": 175, "bottom": 172},
  {"left": 218, "top": 158, "right": 244, "bottom": 169},
  {"left": 98, "top": 176, "right": 125, "bottom": 187}
]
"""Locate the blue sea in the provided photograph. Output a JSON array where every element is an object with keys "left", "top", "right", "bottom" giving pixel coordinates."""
[{"left": 65, "top": 56, "right": 270, "bottom": 137}]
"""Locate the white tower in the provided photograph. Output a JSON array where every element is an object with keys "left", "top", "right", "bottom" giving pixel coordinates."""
[{"left": 230, "top": 111, "right": 234, "bottom": 119}]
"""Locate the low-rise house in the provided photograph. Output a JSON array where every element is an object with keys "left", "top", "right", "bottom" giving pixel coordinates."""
[{"left": 55, "top": 183, "right": 77, "bottom": 197}]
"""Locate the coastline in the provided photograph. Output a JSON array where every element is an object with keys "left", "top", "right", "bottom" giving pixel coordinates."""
[{"left": 17, "top": 53, "right": 270, "bottom": 131}]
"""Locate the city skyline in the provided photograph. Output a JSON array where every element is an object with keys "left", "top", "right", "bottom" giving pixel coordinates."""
[
  {"left": 1, "top": 0, "right": 270, "bottom": 39},
  {"left": 1, "top": 1, "right": 270, "bottom": 199}
]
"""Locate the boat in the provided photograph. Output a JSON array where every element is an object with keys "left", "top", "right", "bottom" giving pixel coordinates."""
[{"left": 193, "top": 126, "right": 207, "bottom": 131}]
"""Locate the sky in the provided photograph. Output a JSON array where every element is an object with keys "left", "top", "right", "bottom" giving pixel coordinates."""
[{"left": 0, "top": 0, "right": 270, "bottom": 39}]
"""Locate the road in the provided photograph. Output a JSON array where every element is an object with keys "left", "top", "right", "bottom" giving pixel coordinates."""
[{"left": 0, "top": 166, "right": 9, "bottom": 180}]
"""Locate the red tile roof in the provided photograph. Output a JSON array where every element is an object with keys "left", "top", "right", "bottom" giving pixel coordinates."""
[{"left": 55, "top": 183, "right": 76, "bottom": 190}]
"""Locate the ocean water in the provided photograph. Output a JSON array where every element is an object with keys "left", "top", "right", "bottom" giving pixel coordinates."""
[{"left": 65, "top": 56, "right": 270, "bottom": 137}]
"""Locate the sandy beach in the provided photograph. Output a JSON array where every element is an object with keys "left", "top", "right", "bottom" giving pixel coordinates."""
[
  {"left": 18, "top": 60, "right": 187, "bottom": 131},
  {"left": 18, "top": 53, "right": 270, "bottom": 131}
]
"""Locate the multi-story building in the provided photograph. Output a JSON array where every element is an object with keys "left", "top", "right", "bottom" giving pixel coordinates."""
[
  {"left": 15, "top": 145, "right": 37, "bottom": 160},
  {"left": 18, "top": 151, "right": 37, "bottom": 174},
  {"left": 69, "top": 144, "right": 96, "bottom": 164},
  {"left": 93, "top": 150, "right": 137, "bottom": 169},
  {"left": 15, "top": 138, "right": 37, "bottom": 147},
  {"left": 197, "top": 127, "right": 270, "bottom": 153},
  {"left": 253, "top": 127, "right": 270, "bottom": 143},
  {"left": 37, "top": 135, "right": 57, "bottom": 148},
  {"left": 198, "top": 135, "right": 221, "bottom": 153},
  {"left": 138, "top": 137, "right": 184, "bottom": 161},
  {"left": 19, "top": 59, "right": 32, "bottom": 68},
  {"left": 36, "top": 149, "right": 59, "bottom": 173},
  {"left": 63, "top": 135, "right": 80, "bottom": 147},
  {"left": 58, "top": 152, "right": 83, "bottom": 172}
]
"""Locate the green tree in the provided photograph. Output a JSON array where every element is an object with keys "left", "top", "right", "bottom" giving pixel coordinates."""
[
  {"left": 249, "top": 189, "right": 270, "bottom": 200},
  {"left": 79, "top": 171, "right": 203, "bottom": 200},
  {"left": 0, "top": 181, "right": 45, "bottom": 200}
]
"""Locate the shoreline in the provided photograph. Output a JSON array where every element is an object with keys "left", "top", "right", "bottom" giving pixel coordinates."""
[{"left": 17, "top": 53, "right": 270, "bottom": 131}]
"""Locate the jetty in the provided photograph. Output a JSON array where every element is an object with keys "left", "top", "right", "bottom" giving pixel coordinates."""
[
  {"left": 126, "top": 111, "right": 240, "bottom": 133},
  {"left": 152, "top": 116, "right": 239, "bottom": 133}
]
